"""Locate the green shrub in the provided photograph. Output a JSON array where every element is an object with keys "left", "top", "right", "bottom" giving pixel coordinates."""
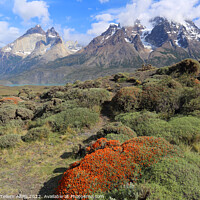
[
  {"left": 183, "top": 149, "right": 200, "bottom": 167},
  {"left": 97, "top": 122, "right": 136, "bottom": 140},
  {"left": 180, "top": 86, "right": 200, "bottom": 113},
  {"left": 44, "top": 107, "right": 99, "bottom": 133},
  {"left": 116, "top": 112, "right": 200, "bottom": 145},
  {"left": 113, "top": 72, "right": 128, "bottom": 82},
  {"left": 34, "top": 100, "right": 78, "bottom": 120},
  {"left": 0, "top": 104, "right": 17, "bottom": 123},
  {"left": 16, "top": 107, "right": 34, "bottom": 120},
  {"left": 141, "top": 156, "right": 200, "bottom": 200},
  {"left": 116, "top": 111, "right": 172, "bottom": 140},
  {"left": 105, "top": 133, "right": 134, "bottom": 143},
  {"left": 103, "top": 183, "right": 141, "bottom": 200},
  {"left": 75, "top": 80, "right": 102, "bottom": 89},
  {"left": 64, "top": 88, "right": 111, "bottom": 108},
  {"left": 182, "top": 97, "right": 200, "bottom": 113},
  {"left": 168, "top": 116, "right": 200, "bottom": 144},
  {"left": 0, "top": 134, "right": 21, "bottom": 148},
  {"left": 22, "top": 127, "right": 50, "bottom": 142},
  {"left": 141, "top": 80, "right": 183, "bottom": 116},
  {"left": 157, "top": 58, "right": 200, "bottom": 76},
  {"left": 112, "top": 86, "right": 142, "bottom": 112}
]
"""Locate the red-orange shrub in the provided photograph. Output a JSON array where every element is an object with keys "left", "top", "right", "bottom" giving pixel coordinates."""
[
  {"left": 0, "top": 97, "right": 23, "bottom": 104},
  {"left": 56, "top": 137, "right": 178, "bottom": 199}
]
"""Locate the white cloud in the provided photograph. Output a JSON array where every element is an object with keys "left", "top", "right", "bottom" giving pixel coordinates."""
[
  {"left": 99, "top": 0, "right": 109, "bottom": 3},
  {"left": 117, "top": 0, "right": 152, "bottom": 27},
  {"left": 0, "top": 21, "right": 20, "bottom": 47},
  {"left": 95, "top": 13, "right": 113, "bottom": 21},
  {"left": 116, "top": 0, "right": 200, "bottom": 27},
  {"left": 87, "top": 13, "right": 113, "bottom": 36},
  {"left": 63, "top": 28, "right": 93, "bottom": 45},
  {"left": 13, "top": 0, "right": 50, "bottom": 25},
  {"left": 63, "top": 13, "right": 112, "bottom": 45},
  {"left": 87, "top": 21, "right": 110, "bottom": 36}
]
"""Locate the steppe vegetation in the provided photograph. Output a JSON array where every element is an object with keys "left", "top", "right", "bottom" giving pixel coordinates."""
[{"left": 0, "top": 59, "right": 199, "bottom": 199}]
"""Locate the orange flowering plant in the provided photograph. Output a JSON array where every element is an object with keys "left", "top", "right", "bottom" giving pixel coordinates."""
[{"left": 56, "top": 137, "right": 179, "bottom": 199}]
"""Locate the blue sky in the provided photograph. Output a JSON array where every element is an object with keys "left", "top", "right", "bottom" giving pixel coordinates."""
[{"left": 0, "top": 0, "right": 200, "bottom": 47}]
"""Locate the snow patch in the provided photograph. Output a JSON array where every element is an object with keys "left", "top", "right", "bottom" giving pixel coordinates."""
[
  {"left": 140, "top": 29, "right": 155, "bottom": 51},
  {"left": 124, "top": 38, "right": 131, "bottom": 43},
  {"left": 4, "top": 47, "right": 12, "bottom": 52},
  {"left": 48, "top": 34, "right": 57, "bottom": 38}
]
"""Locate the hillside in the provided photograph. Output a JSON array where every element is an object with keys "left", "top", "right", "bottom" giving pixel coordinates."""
[{"left": 0, "top": 58, "right": 199, "bottom": 199}]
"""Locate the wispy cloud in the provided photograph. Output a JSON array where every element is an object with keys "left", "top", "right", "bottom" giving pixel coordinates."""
[{"left": 99, "top": 0, "right": 110, "bottom": 3}]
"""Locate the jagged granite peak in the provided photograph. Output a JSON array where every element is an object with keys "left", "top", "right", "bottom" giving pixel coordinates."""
[
  {"left": 101, "top": 23, "right": 121, "bottom": 37},
  {"left": 23, "top": 24, "right": 46, "bottom": 36},
  {"left": 46, "top": 27, "right": 62, "bottom": 46},
  {"left": 132, "top": 34, "right": 145, "bottom": 52},
  {"left": 46, "top": 27, "right": 59, "bottom": 37},
  {"left": 144, "top": 17, "right": 200, "bottom": 49},
  {"left": 0, "top": 25, "right": 76, "bottom": 78}
]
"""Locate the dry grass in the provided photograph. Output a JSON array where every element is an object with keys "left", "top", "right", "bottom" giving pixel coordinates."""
[
  {"left": 0, "top": 85, "right": 52, "bottom": 96},
  {"left": 0, "top": 132, "right": 87, "bottom": 197}
]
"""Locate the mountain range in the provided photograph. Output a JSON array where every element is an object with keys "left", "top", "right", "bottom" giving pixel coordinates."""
[{"left": 1, "top": 16, "right": 200, "bottom": 85}]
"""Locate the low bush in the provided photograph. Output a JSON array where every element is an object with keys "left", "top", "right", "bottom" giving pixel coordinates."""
[
  {"left": 168, "top": 116, "right": 200, "bottom": 144},
  {"left": 105, "top": 133, "right": 134, "bottom": 143},
  {"left": 116, "top": 112, "right": 200, "bottom": 145},
  {"left": 141, "top": 80, "right": 182, "bottom": 116},
  {"left": 64, "top": 88, "right": 111, "bottom": 109},
  {"left": 21, "top": 127, "right": 50, "bottom": 142},
  {"left": 43, "top": 107, "right": 99, "bottom": 133},
  {"left": 0, "top": 134, "right": 21, "bottom": 148},
  {"left": 115, "top": 111, "right": 170, "bottom": 138},
  {"left": 141, "top": 156, "right": 200, "bottom": 200},
  {"left": 96, "top": 122, "right": 136, "bottom": 142},
  {"left": 0, "top": 104, "right": 17, "bottom": 123},
  {"left": 103, "top": 183, "right": 141, "bottom": 200},
  {"left": 113, "top": 72, "right": 128, "bottom": 82},
  {"left": 75, "top": 80, "right": 102, "bottom": 89},
  {"left": 16, "top": 107, "right": 34, "bottom": 120},
  {"left": 112, "top": 86, "right": 142, "bottom": 112},
  {"left": 33, "top": 100, "right": 78, "bottom": 119},
  {"left": 56, "top": 137, "right": 179, "bottom": 199},
  {"left": 180, "top": 86, "right": 200, "bottom": 113},
  {"left": 157, "top": 58, "right": 200, "bottom": 76}
]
